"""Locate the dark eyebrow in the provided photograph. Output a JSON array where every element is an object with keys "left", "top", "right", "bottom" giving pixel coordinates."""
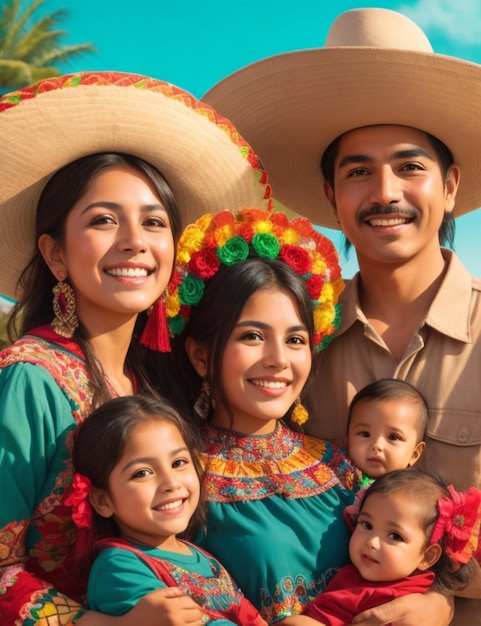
[
  {"left": 358, "top": 510, "right": 404, "bottom": 530},
  {"left": 121, "top": 447, "right": 190, "bottom": 472},
  {"left": 81, "top": 201, "right": 166, "bottom": 215},
  {"left": 337, "top": 154, "right": 373, "bottom": 169},
  {"left": 235, "top": 320, "right": 307, "bottom": 332},
  {"left": 392, "top": 148, "right": 434, "bottom": 161},
  {"left": 337, "top": 148, "right": 434, "bottom": 170}
]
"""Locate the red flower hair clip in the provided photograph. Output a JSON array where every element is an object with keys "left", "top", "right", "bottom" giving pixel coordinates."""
[
  {"left": 65, "top": 472, "right": 93, "bottom": 529},
  {"left": 430, "top": 484, "right": 481, "bottom": 568}
]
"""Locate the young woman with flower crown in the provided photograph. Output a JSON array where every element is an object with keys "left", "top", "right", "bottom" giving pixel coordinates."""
[
  {"left": 158, "top": 207, "right": 359, "bottom": 624},
  {"left": 279, "top": 470, "right": 481, "bottom": 626},
  {"left": 0, "top": 73, "right": 271, "bottom": 626}
]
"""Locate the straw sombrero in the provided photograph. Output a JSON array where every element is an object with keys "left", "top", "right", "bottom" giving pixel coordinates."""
[
  {"left": 0, "top": 71, "right": 272, "bottom": 299},
  {"left": 203, "top": 8, "right": 481, "bottom": 229}
]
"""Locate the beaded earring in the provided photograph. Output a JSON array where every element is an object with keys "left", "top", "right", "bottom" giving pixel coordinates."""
[
  {"left": 194, "top": 377, "right": 212, "bottom": 419},
  {"left": 51, "top": 272, "right": 78, "bottom": 338}
]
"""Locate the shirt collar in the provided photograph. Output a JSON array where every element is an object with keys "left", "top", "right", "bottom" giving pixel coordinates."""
[
  {"left": 335, "top": 249, "right": 473, "bottom": 343},
  {"left": 426, "top": 249, "right": 473, "bottom": 342}
]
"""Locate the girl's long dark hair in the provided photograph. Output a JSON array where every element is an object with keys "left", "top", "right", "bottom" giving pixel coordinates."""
[
  {"left": 8, "top": 152, "right": 182, "bottom": 406},
  {"left": 71, "top": 394, "right": 206, "bottom": 581}
]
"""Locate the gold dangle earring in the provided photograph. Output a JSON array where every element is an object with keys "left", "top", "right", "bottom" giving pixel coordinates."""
[
  {"left": 291, "top": 396, "right": 309, "bottom": 426},
  {"left": 51, "top": 271, "right": 79, "bottom": 338}
]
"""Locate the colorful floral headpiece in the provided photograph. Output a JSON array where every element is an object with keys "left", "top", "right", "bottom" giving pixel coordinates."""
[
  {"left": 430, "top": 485, "right": 481, "bottom": 569},
  {"left": 166, "top": 207, "right": 344, "bottom": 352}
]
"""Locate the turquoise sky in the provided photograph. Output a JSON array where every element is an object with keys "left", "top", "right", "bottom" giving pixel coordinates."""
[{"left": 27, "top": 0, "right": 481, "bottom": 279}]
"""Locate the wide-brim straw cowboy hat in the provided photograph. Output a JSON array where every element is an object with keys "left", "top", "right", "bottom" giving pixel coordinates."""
[
  {"left": 203, "top": 8, "right": 481, "bottom": 229},
  {"left": 0, "top": 71, "right": 272, "bottom": 300}
]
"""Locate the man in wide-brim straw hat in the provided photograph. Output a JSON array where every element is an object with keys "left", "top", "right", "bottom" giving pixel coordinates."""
[{"left": 204, "top": 8, "right": 481, "bottom": 625}]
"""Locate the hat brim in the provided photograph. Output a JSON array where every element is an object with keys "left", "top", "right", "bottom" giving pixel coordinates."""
[
  {"left": 204, "top": 48, "right": 481, "bottom": 229},
  {"left": 0, "top": 72, "right": 271, "bottom": 299}
]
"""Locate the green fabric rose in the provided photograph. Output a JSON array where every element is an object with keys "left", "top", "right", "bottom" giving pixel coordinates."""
[
  {"left": 168, "top": 314, "right": 186, "bottom": 336},
  {"left": 179, "top": 275, "right": 205, "bottom": 305},
  {"left": 251, "top": 232, "right": 280, "bottom": 259},
  {"left": 218, "top": 236, "right": 250, "bottom": 266}
]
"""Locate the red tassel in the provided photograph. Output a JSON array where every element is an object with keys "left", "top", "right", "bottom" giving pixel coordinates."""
[{"left": 140, "top": 299, "right": 171, "bottom": 352}]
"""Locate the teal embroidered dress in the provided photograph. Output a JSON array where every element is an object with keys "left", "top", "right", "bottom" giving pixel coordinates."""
[
  {"left": 88, "top": 539, "right": 267, "bottom": 625},
  {"left": 197, "top": 421, "right": 358, "bottom": 623},
  {"left": 0, "top": 327, "right": 103, "bottom": 625}
]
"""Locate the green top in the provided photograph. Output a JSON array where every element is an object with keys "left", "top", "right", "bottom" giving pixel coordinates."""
[
  {"left": 0, "top": 328, "right": 94, "bottom": 625},
  {"left": 198, "top": 421, "right": 358, "bottom": 623},
  {"left": 88, "top": 540, "right": 266, "bottom": 626}
]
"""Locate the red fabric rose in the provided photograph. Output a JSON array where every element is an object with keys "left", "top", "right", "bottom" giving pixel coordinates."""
[
  {"left": 306, "top": 274, "right": 325, "bottom": 299},
  {"left": 188, "top": 249, "right": 220, "bottom": 279},
  {"left": 280, "top": 244, "right": 312, "bottom": 274}
]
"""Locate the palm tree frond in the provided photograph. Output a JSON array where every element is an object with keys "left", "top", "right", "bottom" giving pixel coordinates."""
[
  {"left": 0, "top": 57, "right": 60, "bottom": 88},
  {"left": 36, "top": 43, "right": 96, "bottom": 66},
  {"left": 0, "top": 0, "right": 94, "bottom": 88}
]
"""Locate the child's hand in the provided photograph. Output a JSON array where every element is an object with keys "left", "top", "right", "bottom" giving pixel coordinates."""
[
  {"left": 78, "top": 587, "right": 206, "bottom": 626},
  {"left": 129, "top": 587, "right": 206, "bottom": 626}
]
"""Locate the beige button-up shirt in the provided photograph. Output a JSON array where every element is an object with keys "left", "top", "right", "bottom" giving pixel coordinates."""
[{"left": 307, "top": 249, "right": 481, "bottom": 624}]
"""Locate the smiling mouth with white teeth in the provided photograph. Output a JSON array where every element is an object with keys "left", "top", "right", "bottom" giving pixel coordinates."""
[
  {"left": 155, "top": 499, "right": 184, "bottom": 511},
  {"left": 367, "top": 217, "right": 413, "bottom": 226},
  {"left": 106, "top": 268, "right": 150, "bottom": 277},
  {"left": 251, "top": 380, "right": 289, "bottom": 389}
]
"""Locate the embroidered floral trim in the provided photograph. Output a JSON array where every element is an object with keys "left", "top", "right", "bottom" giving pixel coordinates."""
[
  {"left": 259, "top": 567, "right": 338, "bottom": 623},
  {"left": 0, "top": 72, "right": 271, "bottom": 204},
  {"left": 166, "top": 208, "right": 344, "bottom": 352},
  {"left": 0, "top": 329, "right": 95, "bottom": 617},
  {"left": 21, "top": 587, "right": 85, "bottom": 626},
  {"left": 0, "top": 331, "right": 92, "bottom": 420},
  {"left": 200, "top": 421, "right": 356, "bottom": 502}
]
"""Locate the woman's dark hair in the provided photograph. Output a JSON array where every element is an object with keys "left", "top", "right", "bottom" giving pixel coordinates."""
[
  {"left": 347, "top": 378, "right": 428, "bottom": 442},
  {"left": 320, "top": 127, "right": 456, "bottom": 251},
  {"left": 8, "top": 152, "right": 182, "bottom": 406},
  {"left": 360, "top": 469, "right": 475, "bottom": 592},
  {"left": 162, "top": 258, "right": 315, "bottom": 429},
  {"left": 72, "top": 395, "right": 206, "bottom": 577}
]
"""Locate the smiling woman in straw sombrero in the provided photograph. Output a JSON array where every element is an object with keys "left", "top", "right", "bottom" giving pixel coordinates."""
[
  {"left": 204, "top": 8, "right": 481, "bottom": 626},
  {"left": 0, "top": 71, "right": 271, "bottom": 300},
  {"left": 0, "top": 70, "right": 271, "bottom": 625}
]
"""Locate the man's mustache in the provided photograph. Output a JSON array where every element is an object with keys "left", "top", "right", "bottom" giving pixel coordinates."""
[{"left": 358, "top": 204, "right": 421, "bottom": 222}]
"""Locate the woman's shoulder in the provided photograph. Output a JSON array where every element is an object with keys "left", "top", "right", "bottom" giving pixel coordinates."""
[{"left": 0, "top": 327, "right": 92, "bottom": 416}]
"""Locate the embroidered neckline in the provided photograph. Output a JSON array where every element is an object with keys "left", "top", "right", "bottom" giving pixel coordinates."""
[{"left": 200, "top": 421, "right": 356, "bottom": 502}]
